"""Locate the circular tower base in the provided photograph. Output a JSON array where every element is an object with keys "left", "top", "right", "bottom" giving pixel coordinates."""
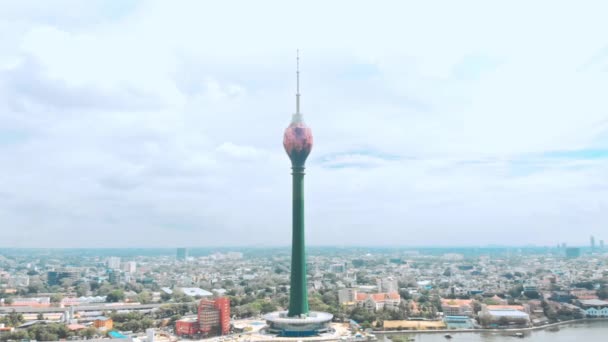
[{"left": 263, "top": 311, "right": 333, "bottom": 337}]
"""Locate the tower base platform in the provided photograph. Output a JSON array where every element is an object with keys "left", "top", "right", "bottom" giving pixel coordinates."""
[{"left": 263, "top": 311, "right": 333, "bottom": 337}]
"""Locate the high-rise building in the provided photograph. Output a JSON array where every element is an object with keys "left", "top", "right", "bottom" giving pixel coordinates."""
[
  {"left": 177, "top": 248, "right": 188, "bottom": 261},
  {"left": 122, "top": 261, "right": 137, "bottom": 273},
  {"left": 591, "top": 235, "right": 596, "bottom": 250},
  {"left": 198, "top": 297, "right": 230, "bottom": 336},
  {"left": 107, "top": 269, "right": 121, "bottom": 284},
  {"left": 107, "top": 257, "right": 121, "bottom": 269},
  {"left": 263, "top": 52, "right": 332, "bottom": 337},
  {"left": 601, "top": 240, "right": 605, "bottom": 250}
]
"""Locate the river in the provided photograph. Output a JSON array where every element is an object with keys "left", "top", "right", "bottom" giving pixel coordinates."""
[{"left": 380, "top": 320, "right": 608, "bottom": 341}]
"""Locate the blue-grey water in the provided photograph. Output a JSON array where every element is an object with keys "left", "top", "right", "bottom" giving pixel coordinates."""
[{"left": 381, "top": 321, "right": 608, "bottom": 341}]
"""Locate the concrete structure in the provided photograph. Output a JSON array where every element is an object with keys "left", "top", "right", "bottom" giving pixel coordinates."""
[
  {"left": 264, "top": 53, "right": 332, "bottom": 337},
  {"left": 338, "top": 288, "right": 357, "bottom": 305},
  {"left": 264, "top": 312, "right": 333, "bottom": 337}
]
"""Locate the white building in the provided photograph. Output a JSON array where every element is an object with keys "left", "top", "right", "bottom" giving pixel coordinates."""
[
  {"left": 579, "top": 299, "right": 608, "bottom": 317},
  {"left": 377, "top": 277, "right": 398, "bottom": 293},
  {"left": 107, "top": 257, "right": 121, "bottom": 270},
  {"left": 122, "top": 261, "right": 137, "bottom": 273}
]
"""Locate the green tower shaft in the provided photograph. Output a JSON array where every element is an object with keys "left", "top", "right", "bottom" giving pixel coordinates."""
[{"left": 288, "top": 166, "right": 309, "bottom": 317}]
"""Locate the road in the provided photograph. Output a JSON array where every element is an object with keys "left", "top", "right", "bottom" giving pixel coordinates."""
[{"left": 0, "top": 303, "right": 169, "bottom": 314}]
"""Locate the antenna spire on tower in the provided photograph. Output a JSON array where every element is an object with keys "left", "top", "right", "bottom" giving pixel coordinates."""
[{"left": 296, "top": 49, "right": 300, "bottom": 114}]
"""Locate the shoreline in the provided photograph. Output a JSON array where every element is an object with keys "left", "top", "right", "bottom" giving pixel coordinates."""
[{"left": 373, "top": 317, "right": 608, "bottom": 335}]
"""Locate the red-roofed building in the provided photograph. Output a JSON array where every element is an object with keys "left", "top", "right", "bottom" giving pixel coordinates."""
[
  {"left": 357, "top": 291, "right": 401, "bottom": 311},
  {"left": 441, "top": 299, "right": 474, "bottom": 316}
]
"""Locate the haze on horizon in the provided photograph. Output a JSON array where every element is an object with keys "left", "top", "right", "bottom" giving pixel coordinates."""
[{"left": 1, "top": 1, "right": 607, "bottom": 248}]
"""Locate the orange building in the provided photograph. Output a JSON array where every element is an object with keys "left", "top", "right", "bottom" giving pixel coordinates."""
[
  {"left": 175, "top": 317, "right": 199, "bottom": 337},
  {"left": 93, "top": 317, "right": 113, "bottom": 330},
  {"left": 175, "top": 297, "right": 230, "bottom": 337},
  {"left": 199, "top": 297, "right": 230, "bottom": 335}
]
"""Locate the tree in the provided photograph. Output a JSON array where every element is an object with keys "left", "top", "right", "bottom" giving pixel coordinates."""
[
  {"left": 399, "top": 289, "right": 411, "bottom": 300},
  {"left": 76, "top": 283, "right": 91, "bottom": 297},
  {"left": 27, "top": 283, "right": 43, "bottom": 294},
  {"left": 37, "top": 313, "right": 45, "bottom": 320},
  {"left": 0, "top": 311, "right": 24, "bottom": 327},
  {"left": 138, "top": 291, "right": 152, "bottom": 304},
  {"left": 50, "top": 294, "right": 64, "bottom": 303},
  {"left": 508, "top": 285, "right": 523, "bottom": 298},
  {"left": 79, "top": 327, "right": 97, "bottom": 339},
  {"left": 160, "top": 292, "right": 172, "bottom": 302},
  {"left": 260, "top": 302, "right": 277, "bottom": 314},
  {"left": 106, "top": 290, "right": 125, "bottom": 303}
]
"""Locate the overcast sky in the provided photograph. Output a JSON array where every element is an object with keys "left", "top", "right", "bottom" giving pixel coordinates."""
[{"left": 1, "top": 1, "right": 608, "bottom": 248}]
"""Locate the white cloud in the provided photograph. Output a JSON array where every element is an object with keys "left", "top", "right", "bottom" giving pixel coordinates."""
[{"left": 1, "top": 0, "right": 607, "bottom": 247}]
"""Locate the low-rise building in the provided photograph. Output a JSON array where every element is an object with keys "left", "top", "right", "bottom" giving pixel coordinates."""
[
  {"left": 356, "top": 291, "right": 400, "bottom": 311},
  {"left": 175, "top": 317, "right": 199, "bottom": 337},
  {"left": 92, "top": 316, "right": 113, "bottom": 330},
  {"left": 577, "top": 299, "right": 608, "bottom": 317},
  {"left": 479, "top": 305, "right": 530, "bottom": 327},
  {"left": 441, "top": 299, "right": 473, "bottom": 317}
]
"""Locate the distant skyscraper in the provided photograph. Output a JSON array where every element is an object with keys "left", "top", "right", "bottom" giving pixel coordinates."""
[
  {"left": 600, "top": 240, "right": 605, "bottom": 250},
  {"left": 591, "top": 235, "right": 596, "bottom": 250},
  {"left": 177, "top": 248, "right": 188, "bottom": 261}
]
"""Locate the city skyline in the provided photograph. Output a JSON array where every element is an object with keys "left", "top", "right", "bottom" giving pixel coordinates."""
[{"left": 1, "top": 1, "right": 608, "bottom": 247}]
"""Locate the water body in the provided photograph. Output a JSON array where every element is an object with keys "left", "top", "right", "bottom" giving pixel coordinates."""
[{"left": 381, "top": 320, "right": 608, "bottom": 342}]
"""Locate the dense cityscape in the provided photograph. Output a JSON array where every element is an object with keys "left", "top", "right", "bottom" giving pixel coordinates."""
[
  {"left": 3, "top": 2, "right": 608, "bottom": 342},
  {"left": 0, "top": 244, "right": 607, "bottom": 341}
]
